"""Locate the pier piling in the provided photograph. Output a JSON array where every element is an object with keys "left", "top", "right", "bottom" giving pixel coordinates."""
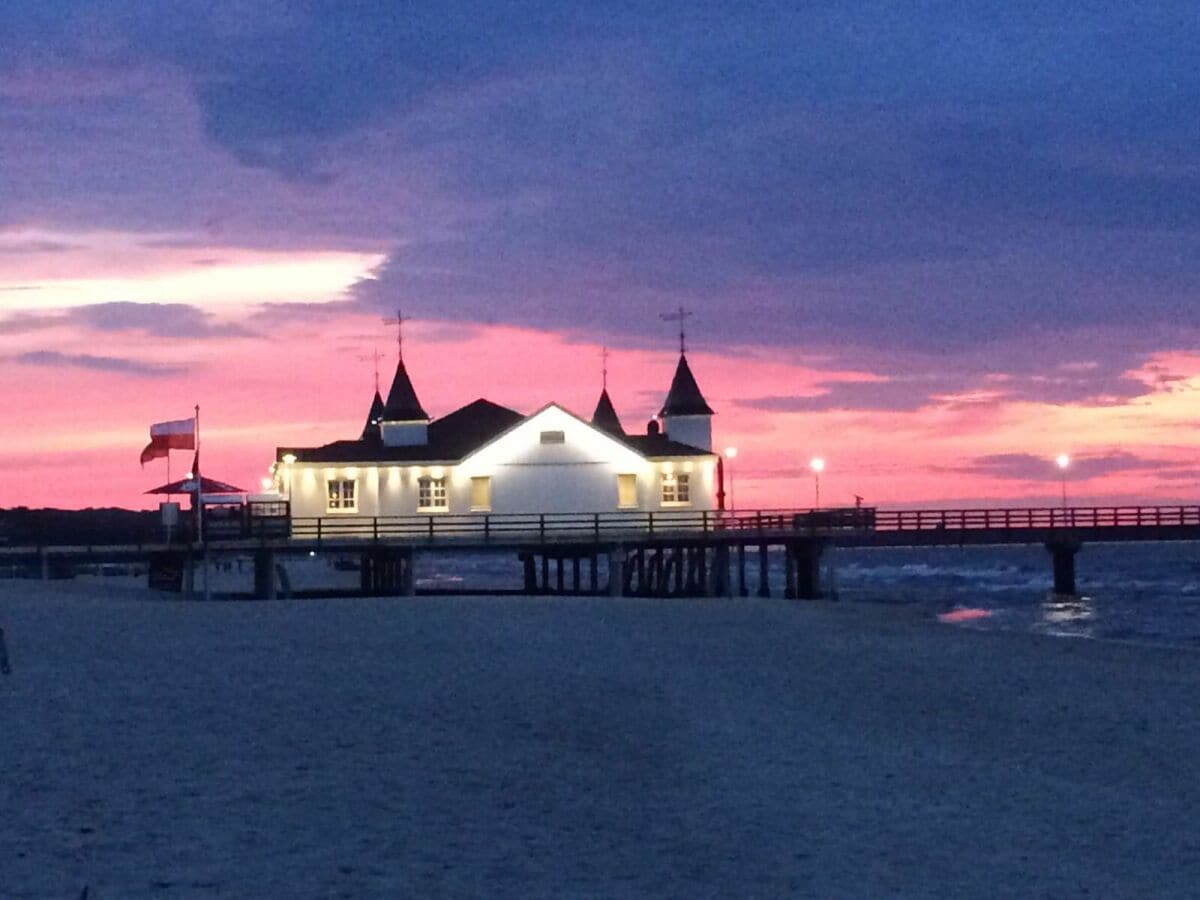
[{"left": 1047, "top": 541, "right": 1081, "bottom": 596}]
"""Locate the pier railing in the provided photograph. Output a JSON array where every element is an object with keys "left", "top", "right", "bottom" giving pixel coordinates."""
[{"left": 198, "top": 502, "right": 1200, "bottom": 546}]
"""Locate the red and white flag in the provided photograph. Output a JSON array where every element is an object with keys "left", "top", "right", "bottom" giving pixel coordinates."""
[{"left": 139, "top": 417, "right": 196, "bottom": 465}]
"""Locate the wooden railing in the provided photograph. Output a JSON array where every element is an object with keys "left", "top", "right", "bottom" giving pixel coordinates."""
[{"left": 200, "top": 502, "right": 1200, "bottom": 545}]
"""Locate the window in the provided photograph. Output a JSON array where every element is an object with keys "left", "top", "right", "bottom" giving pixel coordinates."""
[
  {"left": 418, "top": 476, "right": 448, "bottom": 511},
  {"left": 539, "top": 430, "right": 565, "bottom": 444},
  {"left": 661, "top": 472, "right": 690, "bottom": 506},
  {"left": 617, "top": 474, "right": 638, "bottom": 509},
  {"left": 470, "top": 476, "right": 492, "bottom": 511},
  {"left": 326, "top": 478, "right": 357, "bottom": 512}
]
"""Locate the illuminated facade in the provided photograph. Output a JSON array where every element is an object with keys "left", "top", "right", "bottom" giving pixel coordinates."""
[{"left": 276, "top": 353, "right": 717, "bottom": 518}]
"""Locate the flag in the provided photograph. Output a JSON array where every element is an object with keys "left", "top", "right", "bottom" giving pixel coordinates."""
[{"left": 139, "top": 417, "right": 196, "bottom": 465}]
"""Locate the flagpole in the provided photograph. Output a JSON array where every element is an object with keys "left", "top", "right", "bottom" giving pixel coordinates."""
[{"left": 194, "top": 404, "right": 202, "bottom": 544}]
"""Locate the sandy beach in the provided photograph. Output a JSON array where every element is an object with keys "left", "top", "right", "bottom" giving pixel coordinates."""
[{"left": 2, "top": 582, "right": 1199, "bottom": 898}]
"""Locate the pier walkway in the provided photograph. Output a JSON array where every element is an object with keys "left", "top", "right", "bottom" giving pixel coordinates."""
[{"left": 3, "top": 504, "right": 1198, "bottom": 599}]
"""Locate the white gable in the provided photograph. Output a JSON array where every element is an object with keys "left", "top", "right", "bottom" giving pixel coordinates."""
[{"left": 459, "top": 403, "right": 646, "bottom": 475}]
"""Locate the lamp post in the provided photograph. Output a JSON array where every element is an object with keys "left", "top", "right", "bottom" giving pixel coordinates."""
[
  {"left": 1055, "top": 453, "right": 1070, "bottom": 511},
  {"left": 724, "top": 446, "right": 738, "bottom": 512},
  {"left": 282, "top": 453, "right": 297, "bottom": 501},
  {"left": 810, "top": 457, "right": 825, "bottom": 509}
]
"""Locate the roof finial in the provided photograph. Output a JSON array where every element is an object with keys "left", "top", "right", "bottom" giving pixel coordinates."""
[
  {"left": 382, "top": 308, "right": 408, "bottom": 362},
  {"left": 660, "top": 305, "right": 693, "bottom": 354},
  {"left": 358, "top": 347, "right": 383, "bottom": 394},
  {"left": 601, "top": 345, "right": 609, "bottom": 391}
]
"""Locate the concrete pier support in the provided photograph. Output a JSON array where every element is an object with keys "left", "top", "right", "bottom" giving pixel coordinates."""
[
  {"left": 608, "top": 549, "right": 625, "bottom": 597},
  {"left": 712, "top": 544, "right": 731, "bottom": 596},
  {"left": 794, "top": 541, "right": 823, "bottom": 600},
  {"left": 1047, "top": 541, "right": 1082, "bottom": 595},
  {"left": 758, "top": 544, "right": 771, "bottom": 598},
  {"left": 522, "top": 553, "right": 537, "bottom": 592},
  {"left": 361, "top": 548, "right": 414, "bottom": 596},
  {"left": 737, "top": 544, "right": 747, "bottom": 597},
  {"left": 253, "top": 549, "right": 277, "bottom": 600}
]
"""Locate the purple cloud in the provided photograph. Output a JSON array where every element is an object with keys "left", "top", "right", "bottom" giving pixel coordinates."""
[{"left": 15, "top": 350, "right": 187, "bottom": 377}]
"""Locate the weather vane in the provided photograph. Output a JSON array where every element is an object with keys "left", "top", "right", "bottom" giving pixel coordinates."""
[
  {"left": 660, "top": 305, "right": 693, "bottom": 354},
  {"left": 381, "top": 308, "right": 408, "bottom": 361},
  {"left": 601, "top": 345, "right": 609, "bottom": 391},
  {"left": 357, "top": 347, "right": 383, "bottom": 393}
]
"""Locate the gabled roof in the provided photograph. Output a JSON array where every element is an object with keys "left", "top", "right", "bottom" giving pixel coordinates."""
[
  {"left": 621, "top": 433, "right": 714, "bottom": 458},
  {"left": 659, "top": 354, "right": 714, "bottom": 417},
  {"left": 382, "top": 359, "right": 428, "bottom": 421},
  {"left": 279, "top": 398, "right": 715, "bottom": 465},
  {"left": 361, "top": 391, "right": 386, "bottom": 440},
  {"left": 590, "top": 389, "right": 624, "bottom": 436},
  {"left": 279, "top": 399, "right": 522, "bottom": 464}
]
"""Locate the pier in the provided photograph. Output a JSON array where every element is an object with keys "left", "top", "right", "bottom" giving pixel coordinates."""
[{"left": 3, "top": 503, "right": 1199, "bottom": 600}]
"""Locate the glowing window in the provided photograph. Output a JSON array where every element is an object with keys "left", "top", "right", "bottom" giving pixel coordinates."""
[
  {"left": 470, "top": 476, "right": 492, "bottom": 511},
  {"left": 617, "top": 474, "right": 638, "bottom": 509},
  {"left": 661, "top": 472, "right": 690, "bottom": 506},
  {"left": 326, "top": 478, "right": 357, "bottom": 512},
  {"left": 418, "top": 476, "right": 448, "bottom": 511}
]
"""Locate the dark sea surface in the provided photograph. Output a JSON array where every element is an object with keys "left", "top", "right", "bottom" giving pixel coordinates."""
[{"left": 410, "top": 542, "right": 1200, "bottom": 646}]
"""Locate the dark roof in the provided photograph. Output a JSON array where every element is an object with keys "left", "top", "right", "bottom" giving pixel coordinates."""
[
  {"left": 621, "top": 433, "right": 715, "bottom": 458},
  {"left": 280, "top": 398, "right": 523, "bottom": 464},
  {"left": 361, "top": 391, "right": 385, "bottom": 440},
  {"left": 659, "top": 354, "right": 714, "bottom": 417},
  {"left": 382, "top": 359, "right": 428, "bottom": 421},
  {"left": 590, "top": 389, "right": 624, "bottom": 436}
]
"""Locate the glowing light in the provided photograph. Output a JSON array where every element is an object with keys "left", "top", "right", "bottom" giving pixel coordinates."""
[
  {"left": 725, "top": 446, "right": 738, "bottom": 459},
  {"left": 260, "top": 477, "right": 273, "bottom": 490},
  {"left": 810, "top": 457, "right": 825, "bottom": 473},
  {"left": 1056, "top": 453, "right": 1070, "bottom": 470},
  {"left": 282, "top": 453, "right": 297, "bottom": 465}
]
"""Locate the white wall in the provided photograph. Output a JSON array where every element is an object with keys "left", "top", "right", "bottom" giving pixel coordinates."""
[{"left": 282, "top": 405, "right": 717, "bottom": 518}]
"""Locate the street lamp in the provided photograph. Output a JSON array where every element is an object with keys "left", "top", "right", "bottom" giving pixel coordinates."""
[
  {"left": 724, "top": 446, "right": 738, "bottom": 511},
  {"left": 810, "top": 457, "right": 825, "bottom": 509},
  {"left": 1055, "top": 453, "right": 1070, "bottom": 510}
]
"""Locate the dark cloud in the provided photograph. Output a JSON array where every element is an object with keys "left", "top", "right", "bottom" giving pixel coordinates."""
[
  {"left": 69, "top": 302, "right": 255, "bottom": 338},
  {"left": 0, "top": 313, "right": 61, "bottom": 335},
  {"left": 0, "top": 239, "right": 79, "bottom": 254},
  {"left": 14, "top": 350, "right": 186, "bottom": 377},
  {"left": 3, "top": 1, "right": 1200, "bottom": 404},
  {"left": 946, "top": 452, "right": 1169, "bottom": 482}
]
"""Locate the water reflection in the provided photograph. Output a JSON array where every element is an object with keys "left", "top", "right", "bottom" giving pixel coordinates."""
[{"left": 1039, "top": 594, "right": 1096, "bottom": 637}]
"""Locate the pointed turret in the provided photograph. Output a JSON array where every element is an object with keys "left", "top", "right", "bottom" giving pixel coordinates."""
[
  {"left": 659, "top": 354, "right": 713, "bottom": 450},
  {"left": 590, "top": 389, "right": 625, "bottom": 436},
  {"left": 659, "top": 354, "right": 714, "bottom": 417},
  {"left": 382, "top": 359, "right": 429, "bottom": 422},
  {"left": 361, "top": 390, "right": 385, "bottom": 441},
  {"left": 379, "top": 358, "right": 431, "bottom": 446}
]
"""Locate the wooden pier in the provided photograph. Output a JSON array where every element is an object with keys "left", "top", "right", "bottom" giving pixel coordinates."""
[{"left": 3, "top": 504, "right": 1199, "bottom": 600}]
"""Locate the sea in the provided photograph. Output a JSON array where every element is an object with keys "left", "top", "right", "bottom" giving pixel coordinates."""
[{"left": 404, "top": 542, "right": 1200, "bottom": 647}]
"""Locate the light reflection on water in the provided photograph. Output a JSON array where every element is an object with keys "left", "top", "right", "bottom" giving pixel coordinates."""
[{"left": 1037, "top": 594, "right": 1096, "bottom": 638}]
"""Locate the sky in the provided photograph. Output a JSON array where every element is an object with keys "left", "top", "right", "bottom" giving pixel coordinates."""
[{"left": 1, "top": 1, "right": 1198, "bottom": 510}]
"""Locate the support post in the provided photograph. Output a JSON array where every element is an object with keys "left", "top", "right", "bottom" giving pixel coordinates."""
[
  {"left": 737, "top": 543, "right": 747, "bottom": 597},
  {"left": 1047, "top": 541, "right": 1082, "bottom": 596},
  {"left": 541, "top": 555, "right": 550, "bottom": 594},
  {"left": 758, "top": 543, "right": 770, "bottom": 598},
  {"left": 254, "top": 549, "right": 277, "bottom": 600},
  {"left": 522, "top": 553, "right": 537, "bottom": 593},
  {"left": 784, "top": 544, "right": 797, "bottom": 599},
  {"left": 608, "top": 549, "right": 625, "bottom": 597},
  {"left": 712, "top": 544, "right": 730, "bottom": 597},
  {"left": 589, "top": 554, "right": 599, "bottom": 593},
  {"left": 794, "top": 540, "right": 824, "bottom": 600}
]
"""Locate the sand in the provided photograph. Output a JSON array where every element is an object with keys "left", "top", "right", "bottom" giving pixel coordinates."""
[{"left": 2, "top": 581, "right": 1199, "bottom": 898}]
